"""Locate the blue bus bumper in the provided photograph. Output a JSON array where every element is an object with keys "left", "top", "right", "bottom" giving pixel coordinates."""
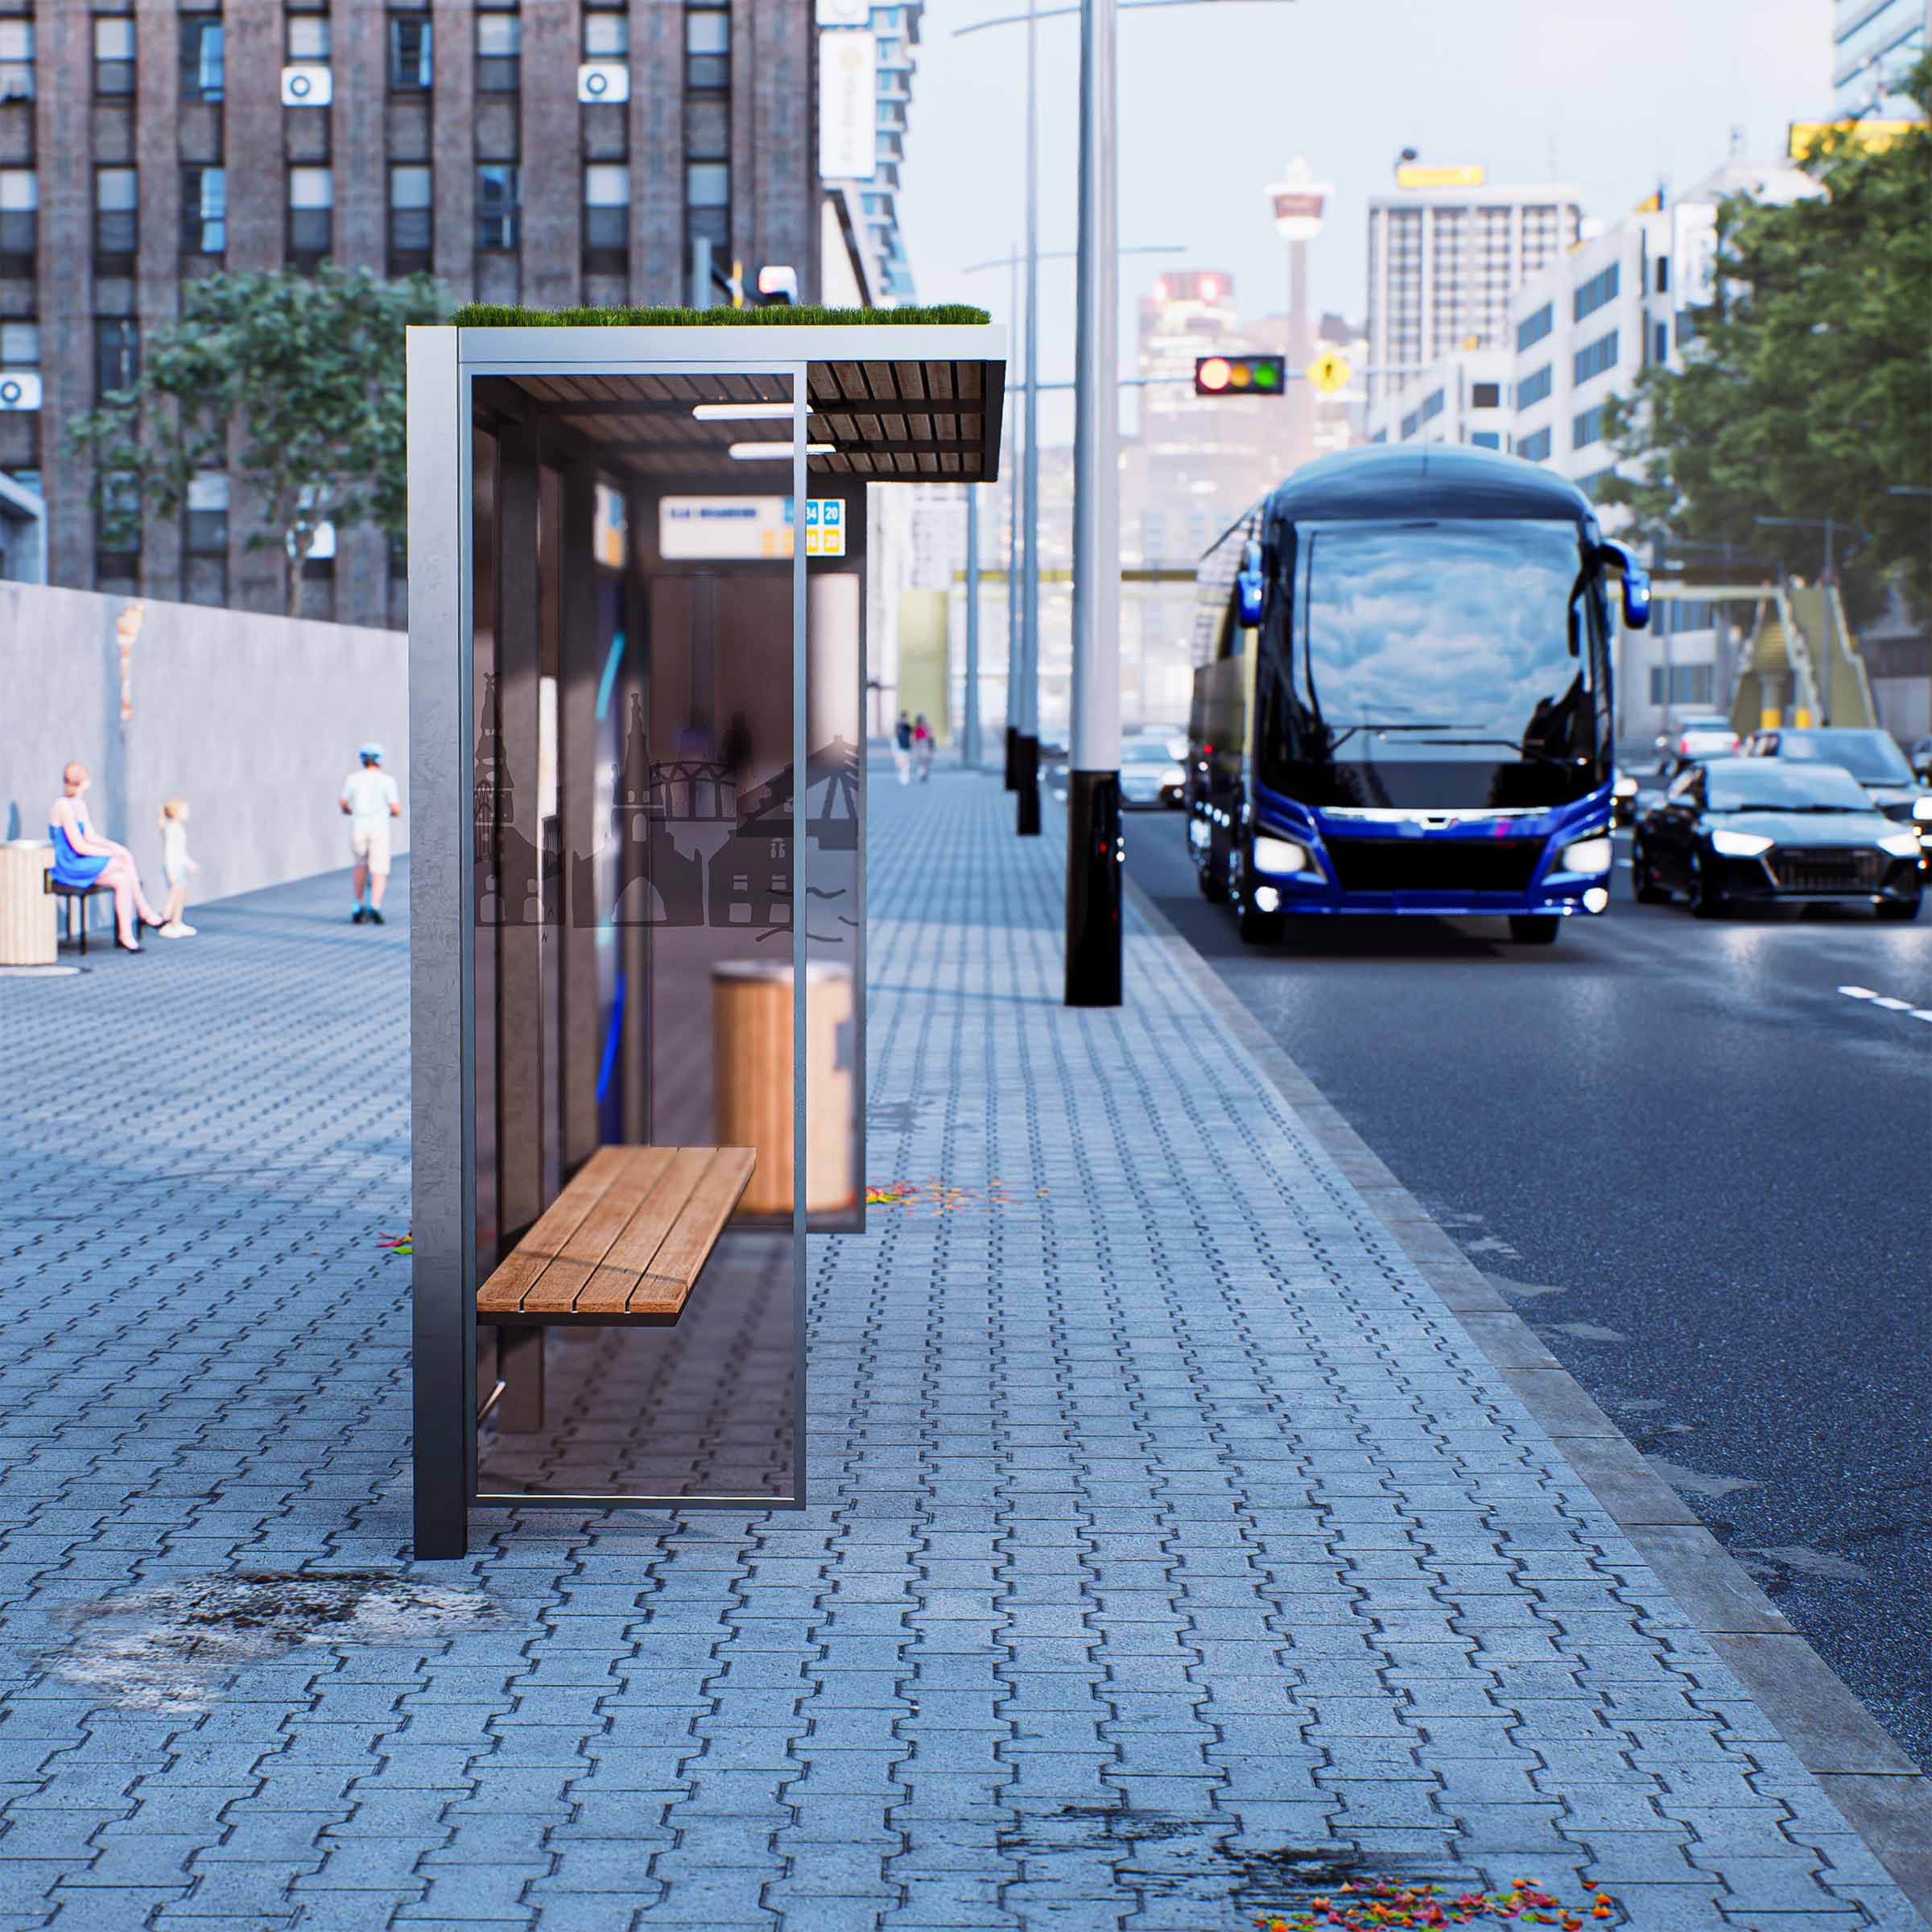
[{"left": 1237, "top": 784, "right": 1616, "bottom": 918}]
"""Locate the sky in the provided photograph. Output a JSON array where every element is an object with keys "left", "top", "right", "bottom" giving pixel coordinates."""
[{"left": 895, "top": 0, "right": 1831, "bottom": 440}]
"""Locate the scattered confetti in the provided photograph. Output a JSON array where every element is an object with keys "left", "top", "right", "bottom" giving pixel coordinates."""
[
  {"left": 377, "top": 1228, "right": 412, "bottom": 1257},
  {"left": 864, "top": 1177, "right": 1038, "bottom": 1214},
  {"left": 1254, "top": 1878, "right": 1616, "bottom": 1931}
]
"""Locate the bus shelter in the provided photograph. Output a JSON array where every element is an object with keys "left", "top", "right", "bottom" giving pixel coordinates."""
[{"left": 406, "top": 319, "right": 1005, "bottom": 1558}]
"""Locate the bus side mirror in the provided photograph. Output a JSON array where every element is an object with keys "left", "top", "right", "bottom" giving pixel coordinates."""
[
  {"left": 1597, "top": 539, "right": 1651, "bottom": 630},
  {"left": 1236, "top": 539, "right": 1264, "bottom": 627}
]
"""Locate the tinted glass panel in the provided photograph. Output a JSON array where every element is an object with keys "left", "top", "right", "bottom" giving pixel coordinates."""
[
  {"left": 1706, "top": 762, "right": 1872, "bottom": 811},
  {"left": 1772, "top": 729, "right": 1912, "bottom": 782}
]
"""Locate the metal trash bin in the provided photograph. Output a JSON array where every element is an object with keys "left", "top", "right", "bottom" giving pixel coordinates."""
[
  {"left": 712, "top": 960, "right": 857, "bottom": 1217},
  {"left": 0, "top": 840, "right": 57, "bottom": 967}
]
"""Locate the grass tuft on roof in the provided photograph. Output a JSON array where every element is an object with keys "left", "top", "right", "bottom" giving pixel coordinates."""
[{"left": 452, "top": 302, "right": 993, "bottom": 329}]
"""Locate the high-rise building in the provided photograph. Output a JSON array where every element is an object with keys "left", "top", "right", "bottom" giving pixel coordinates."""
[
  {"left": 0, "top": 0, "right": 829, "bottom": 623},
  {"left": 815, "top": 0, "right": 922, "bottom": 305},
  {"left": 1832, "top": 0, "right": 1930, "bottom": 117},
  {"left": 1365, "top": 174, "right": 1583, "bottom": 408}
]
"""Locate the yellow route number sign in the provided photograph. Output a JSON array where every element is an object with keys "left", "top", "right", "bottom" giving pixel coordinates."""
[{"left": 1306, "top": 349, "right": 1352, "bottom": 398}]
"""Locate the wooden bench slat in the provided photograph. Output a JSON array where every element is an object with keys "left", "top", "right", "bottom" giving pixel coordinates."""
[
  {"left": 477, "top": 1146, "right": 638, "bottom": 1313},
  {"left": 629, "top": 1147, "right": 758, "bottom": 1315},
  {"left": 477, "top": 1145, "right": 753, "bottom": 1325}
]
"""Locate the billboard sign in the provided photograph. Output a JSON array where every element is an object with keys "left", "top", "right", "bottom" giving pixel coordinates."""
[
  {"left": 818, "top": 31, "right": 877, "bottom": 181},
  {"left": 659, "top": 497, "right": 846, "bottom": 560},
  {"left": 1672, "top": 203, "right": 1719, "bottom": 310}
]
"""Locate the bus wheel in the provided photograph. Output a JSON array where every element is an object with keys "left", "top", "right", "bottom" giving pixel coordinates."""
[
  {"left": 1200, "top": 834, "right": 1229, "bottom": 902},
  {"left": 1507, "top": 915, "right": 1561, "bottom": 944}
]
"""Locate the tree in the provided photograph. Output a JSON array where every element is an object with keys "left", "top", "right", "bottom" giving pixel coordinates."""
[
  {"left": 1599, "top": 56, "right": 1932, "bottom": 621},
  {"left": 68, "top": 266, "right": 448, "bottom": 617}
]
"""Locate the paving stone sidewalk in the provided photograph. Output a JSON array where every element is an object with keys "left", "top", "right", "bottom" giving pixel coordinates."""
[{"left": 0, "top": 768, "right": 1922, "bottom": 1932}]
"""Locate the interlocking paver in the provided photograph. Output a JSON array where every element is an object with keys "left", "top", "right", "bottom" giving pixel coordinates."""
[{"left": 0, "top": 774, "right": 1922, "bottom": 1930}]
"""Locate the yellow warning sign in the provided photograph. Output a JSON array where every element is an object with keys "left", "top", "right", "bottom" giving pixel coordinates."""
[{"left": 1306, "top": 349, "right": 1352, "bottom": 398}]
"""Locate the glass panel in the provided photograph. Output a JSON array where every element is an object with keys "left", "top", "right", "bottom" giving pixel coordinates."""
[
  {"left": 289, "top": 167, "right": 334, "bottom": 210},
  {"left": 584, "top": 14, "right": 627, "bottom": 56},
  {"left": 469, "top": 367, "right": 811, "bottom": 1507},
  {"left": 583, "top": 163, "right": 630, "bottom": 208},
  {"left": 390, "top": 164, "right": 433, "bottom": 209},
  {"left": 477, "top": 14, "right": 521, "bottom": 55},
  {"left": 685, "top": 12, "right": 729, "bottom": 53},
  {"left": 287, "top": 15, "right": 329, "bottom": 59}
]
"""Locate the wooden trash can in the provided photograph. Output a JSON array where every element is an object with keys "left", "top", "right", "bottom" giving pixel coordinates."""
[
  {"left": 712, "top": 961, "right": 856, "bottom": 1217},
  {"left": 0, "top": 840, "right": 57, "bottom": 967}
]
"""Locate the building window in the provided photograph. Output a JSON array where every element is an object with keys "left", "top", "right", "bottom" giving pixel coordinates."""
[
  {"left": 0, "top": 19, "right": 34, "bottom": 103},
  {"left": 93, "top": 16, "right": 135, "bottom": 97},
  {"left": 1652, "top": 320, "right": 1668, "bottom": 365},
  {"left": 287, "top": 167, "right": 332, "bottom": 263},
  {"left": 477, "top": 13, "right": 520, "bottom": 91},
  {"left": 180, "top": 17, "right": 223, "bottom": 101},
  {"left": 477, "top": 164, "right": 520, "bottom": 250},
  {"left": 583, "top": 163, "right": 629, "bottom": 270},
  {"left": 0, "top": 168, "right": 35, "bottom": 263},
  {"left": 95, "top": 318, "right": 139, "bottom": 402},
  {"left": 287, "top": 14, "right": 331, "bottom": 61},
  {"left": 1470, "top": 381, "right": 1501, "bottom": 410},
  {"left": 1649, "top": 663, "right": 1715, "bottom": 708},
  {"left": 1573, "top": 329, "right": 1618, "bottom": 386},
  {"left": 1470, "top": 430, "right": 1501, "bottom": 449},
  {"left": 388, "top": 163, "right": 431, "bottom": 267},
  {"left": 1516, "top": 363, "right": 1552, "bottom": 409},
  {"left": 1675, "top": 311, "right": 1697, "bottom": 351},
  {"left": 685, "top": 163, "right": 729, "bottom": 251},
  {"left": 182, "top": 165, "right": 226, "bottom": 255},
  {"left": 1654, "top": 255, "right": 1669, "bottom": 295},
  {"left": 184, "top": 471, "right": 229, "bottom": 554},
  {"left": 685, "top": 6, "right": 729, "bottom": 91},
  {"left": 1516, "top": 303, "right": 1552, "bottom": 353},
  {"left": 1572, "top": 403, "right": 1605, "bottom": 449},
  {"left": 97, "top": 467, "right": 142, "bottom": 582},
  {"left": 1517, "top": 424, "right": 1553, "bottom": 463},
  {"left": 95, "top": 167, "right": 138, "bottom": 265},
  {"left": 1, "top": 320, "right": 38, "bottom": 367},
  {"left": 1399, "top": 408, "right": 1418, "bottom": 440},
  {"left": 1419, "top": 388, "right": 1444, "bottom": 423},
  {"left": 389, "top": 14, "right": 431, "bottom": 91},
  {"left": 584, "top": 11, "right": 628, "bottom": 56},
  {"left": 1573, "top": 262, "right": 1620, "bottom": 323}
]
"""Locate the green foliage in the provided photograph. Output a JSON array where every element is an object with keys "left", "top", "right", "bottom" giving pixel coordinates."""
[
  {"left": 1600, "top": 55, "right": 1931, "bottom": 618},
  {"left": 450, "top": 302, "right": 992, "bottom": 328},
  {"left": 67, "top": 266, "right": 448, "bottom": 616}
]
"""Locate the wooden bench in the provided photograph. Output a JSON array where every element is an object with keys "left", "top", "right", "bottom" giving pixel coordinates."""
[{"left": 477, "top": 1144, "right": 754, "bottom": 1430}]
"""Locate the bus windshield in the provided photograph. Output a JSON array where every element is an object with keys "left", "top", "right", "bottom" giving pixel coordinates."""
[{"left": 1298, "top": 519, "right": 1595, "bottom": 762}]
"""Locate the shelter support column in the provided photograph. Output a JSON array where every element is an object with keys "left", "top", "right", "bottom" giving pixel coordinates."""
[{"left": 559, "top": 460, "right": 601, "bottom": 1175}]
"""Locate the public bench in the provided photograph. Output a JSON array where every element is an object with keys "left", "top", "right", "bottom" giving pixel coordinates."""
[{"left": 477, "top": 1143, "right": 754, "bottom": 1429}]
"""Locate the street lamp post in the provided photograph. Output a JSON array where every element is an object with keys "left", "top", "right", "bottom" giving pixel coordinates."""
[
  {"left": 1065, "top": 0, "right": 1121, "bottom": 1002},
  {"left": 964, "top": 482, "right": 981, "bottom": 766}
]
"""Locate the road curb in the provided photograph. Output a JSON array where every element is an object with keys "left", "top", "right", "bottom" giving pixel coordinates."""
[{"left": 1122, "top": 866, "right": 1932, "bottom": 1925}]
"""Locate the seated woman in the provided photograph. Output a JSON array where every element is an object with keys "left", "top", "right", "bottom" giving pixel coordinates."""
[{"left": 51, "top": 762, "right": 164, "bottom": 953}]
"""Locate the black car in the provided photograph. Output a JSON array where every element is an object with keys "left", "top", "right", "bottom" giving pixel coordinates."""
[
  {"left": 1740, "top": 725, "right": 1932, "bottom": 865},
  {"left": 1631, "top": 757, "right": 1923, "bottom": 919}
]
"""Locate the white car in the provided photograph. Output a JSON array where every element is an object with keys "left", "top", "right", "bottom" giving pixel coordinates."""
[
  {"left": 1118, "top": 737, "right": 1187, "bottom": 808},
  {"left": 1656, "top": 715, "right": 1738, "bottom": 766}
]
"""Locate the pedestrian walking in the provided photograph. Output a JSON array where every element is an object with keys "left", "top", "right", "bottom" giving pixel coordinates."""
[
  {"left": 340, "top": 742, "right": 402, "bottom": 925},
  {"left": 914, "top": 713, "right": 935, "bottom": 782},
  {"left": 48, "top": 762, "right": 164, "bottom": 953},
  {"left": 156, "top": 798, "right": 199, "bottom": 938},
  {"left": 893, "top": 711, "right": 914, "bottom": 786}
]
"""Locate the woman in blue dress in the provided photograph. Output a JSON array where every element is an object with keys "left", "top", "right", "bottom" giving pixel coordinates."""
[{"left": 50, "top": 762, "right": 164, "bottom": 952}]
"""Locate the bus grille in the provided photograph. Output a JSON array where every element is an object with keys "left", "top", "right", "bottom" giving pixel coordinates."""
[
  {"left": 1322, "top": 836, "right": 1544, "bottom": 894},
  {"left": 1768, "top": 848, "right": 1885, "bottom": 893}
]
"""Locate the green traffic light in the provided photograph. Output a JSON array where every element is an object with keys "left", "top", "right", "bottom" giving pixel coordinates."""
[{"left": 1253, "top": 361, "right": 1279, "bottom": 389}]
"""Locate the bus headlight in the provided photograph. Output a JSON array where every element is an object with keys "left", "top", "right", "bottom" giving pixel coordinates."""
[
  {"left": 1583, "top": 886, "right": 1610, "bottom": 913},
  {"left": 1558, "top": 835, "right": 1612, "bottom": 874},
  {"left": 1710, "top": 829, "right": 1773, "bottom": 857},
  {"left": 1253, "top": 885, "right": 1282, "bottom": 912},
  {"left": 1913, "top": 795, "right": 1932, "bottom": 822},
  {"left": 1253, "top": 836, "right": 1312, "bottom": 875}
]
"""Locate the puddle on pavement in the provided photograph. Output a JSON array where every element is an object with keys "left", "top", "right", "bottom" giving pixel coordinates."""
[
  {"left": 1001, "top": 1808, "right": 1463, "bottom": 1918},
  {"left": 44, "top": 1570, "right": 494, "bottom": 1713}
]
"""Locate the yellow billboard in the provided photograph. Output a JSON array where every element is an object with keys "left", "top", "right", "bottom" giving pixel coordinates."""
[
  {"left": 1395, "top": 163, "right": 1485, "bottom": 190},
  {"left": 1788, "top": 119, "right": 1918, "bottom": 159}
]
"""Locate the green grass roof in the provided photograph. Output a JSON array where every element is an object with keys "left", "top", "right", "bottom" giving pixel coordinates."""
[{"left": 452, "top": 303, "right": 992, "bottom": 329}]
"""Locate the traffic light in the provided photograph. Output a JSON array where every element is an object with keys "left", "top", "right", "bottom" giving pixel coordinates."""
[{"left": 1195, "top": 353, "right": 1286, "bottom": 398}]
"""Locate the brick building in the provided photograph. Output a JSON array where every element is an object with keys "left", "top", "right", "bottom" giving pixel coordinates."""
[{"left": 0, "top": 0, "right": 828, "bottom": 625}]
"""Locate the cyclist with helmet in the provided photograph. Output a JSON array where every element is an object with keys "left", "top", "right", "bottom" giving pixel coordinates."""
[{"left": 339, "top": 742, "right": 401, "bottom": 925}]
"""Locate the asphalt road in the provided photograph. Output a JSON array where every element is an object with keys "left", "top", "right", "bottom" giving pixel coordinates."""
[{"left": 1120, "top": 802, "right": 1932, "bottom": 1771}]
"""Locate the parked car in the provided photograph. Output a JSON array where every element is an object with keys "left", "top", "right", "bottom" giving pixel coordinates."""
[
  {"left": 1740, "top": 726, "right": 1932, "bottom": 865},
  {"left": 1653, "top": 715, "right": 1739, "bottom": 768},
  {"left": 1118, "top": 736, "right": 1187, "bottom": 808},
  {"left": 1631, "top": 757, "right": 1922, "bottom": 919}
]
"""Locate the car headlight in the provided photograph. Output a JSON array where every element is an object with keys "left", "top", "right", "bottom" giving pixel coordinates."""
[
  {"left": 1612, "top": 775, "right": 1638, "bottom": 799},
  {"left": 1913, "top": 795, "right": 1932, "bottom": 823},
  {"left": 1558, "top": 835, "right": 1613, "bottom": 874},
  {"left": 1253, "top": 836, "right": 1311, "bottom": 874},
  {"left": 1878, "top": 829, "right": 1922, "bottom": 857},
  {"left": 1710, "top": 829, "right": 1773, "bottom": 857},
  {"left": 1162, "top": 766, "right": 1185, "bottom": 786}
]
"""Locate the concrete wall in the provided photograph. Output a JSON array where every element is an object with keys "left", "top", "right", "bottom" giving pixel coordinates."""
[{"left": 0, "top": 581, "right": 407, "bottom": 925}]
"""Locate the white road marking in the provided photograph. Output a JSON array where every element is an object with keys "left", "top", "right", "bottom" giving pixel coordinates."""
[{"left": 1838, "top": 985, "right": 1932, "bottom": 1022}]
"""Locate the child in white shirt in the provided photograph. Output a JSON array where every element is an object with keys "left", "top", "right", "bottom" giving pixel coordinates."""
[{"left": 158, "top": 798, "right": 199, "bottom": 937}]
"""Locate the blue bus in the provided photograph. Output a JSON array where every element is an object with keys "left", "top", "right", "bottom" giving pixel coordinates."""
[{"left": 1187, "top": 445, "right": 1649, "bottom": 945}]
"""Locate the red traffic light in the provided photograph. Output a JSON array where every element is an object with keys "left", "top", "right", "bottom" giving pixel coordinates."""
[{"left": 1195, "top": 353, "right": 1286, "bottom": 397}]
